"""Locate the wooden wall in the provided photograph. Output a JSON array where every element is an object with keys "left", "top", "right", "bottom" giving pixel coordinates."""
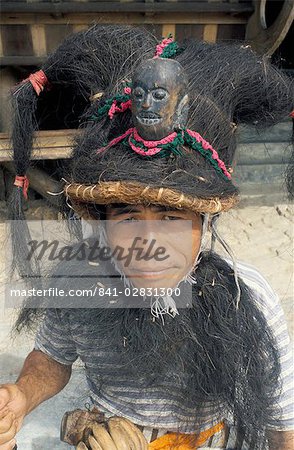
[{"left": 0, "top": 0, "right": 253, "bottom": 65}]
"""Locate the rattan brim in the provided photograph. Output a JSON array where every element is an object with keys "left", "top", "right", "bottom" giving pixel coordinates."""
[{"left": 64, "top": 180, "right": 239, "bottom": 218}]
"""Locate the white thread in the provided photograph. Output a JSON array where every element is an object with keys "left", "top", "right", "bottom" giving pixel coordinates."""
[
  {"left": 82, "top": 185, "right": 93, "bottom": 200},
  {"left": 211, "top": 215, "right": 241, "bottom": 309},
  {"left": 47, "top": 189, "right": 64, "bottom": 196},
  {"left": 64, "top": 183, "right": 74, "bottom": 211}
]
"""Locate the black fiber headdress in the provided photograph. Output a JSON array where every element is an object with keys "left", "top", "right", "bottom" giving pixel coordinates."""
[
  {"left": 63, "top": 34, "right": 293, "bottom": 219},
  {"left": 9, "top": 25, "right": 293, "bottom": 225}
]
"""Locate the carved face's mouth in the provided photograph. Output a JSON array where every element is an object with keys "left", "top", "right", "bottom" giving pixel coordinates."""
[{"left": 137, "top": 112, "right": 162, "bottom": 126}]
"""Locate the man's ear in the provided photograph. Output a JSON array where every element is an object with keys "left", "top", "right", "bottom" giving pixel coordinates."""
[{"left": 175, "top": 94, "right": 189, "bottom": 128}]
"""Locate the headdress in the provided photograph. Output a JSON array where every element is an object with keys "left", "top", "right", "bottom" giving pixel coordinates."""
[
  {"left": 9, "top": 28, "right": 293, "bottom": 222},
  {"left": 7, "top": 24, "right": 293, "bottom": 295},
  {"left": 61, "top": 38, "right": 292, "bottom": 223}
]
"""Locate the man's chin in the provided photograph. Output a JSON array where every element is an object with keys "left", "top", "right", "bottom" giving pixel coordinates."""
[{"left": 127, "top": 274, "right": 182, "bottom": 290}]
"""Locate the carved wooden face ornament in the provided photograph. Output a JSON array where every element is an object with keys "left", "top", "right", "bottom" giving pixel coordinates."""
[{"left": 131, "top": 58, "right": 189, "bottom": 140}]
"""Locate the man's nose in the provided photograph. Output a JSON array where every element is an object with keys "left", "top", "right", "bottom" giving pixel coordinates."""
[{"left": 138, "top": 221, "right": 163, "bottom": 249}]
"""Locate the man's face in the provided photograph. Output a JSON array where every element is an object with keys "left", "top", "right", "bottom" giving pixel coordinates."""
[
  {"left": 105, "top": 204, "right": 202, "bottom": 289},
  {"left": 131, "top": 59, "right": 189, "bottom": 140}
]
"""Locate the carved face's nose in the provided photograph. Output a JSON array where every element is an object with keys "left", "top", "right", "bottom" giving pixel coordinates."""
[{"left": 142, "top": 93, "right": 152, "bottom": 110}]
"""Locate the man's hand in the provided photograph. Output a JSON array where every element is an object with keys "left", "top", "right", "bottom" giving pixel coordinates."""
[
  {"left": 76, "top": 417, "right": 148, "bottom": 450},
  {"left": 0, "top": 349, "right": 72, "bottom": 449},
  {"left": 0, "top": 383, "right": 28, "bottom": 449}
]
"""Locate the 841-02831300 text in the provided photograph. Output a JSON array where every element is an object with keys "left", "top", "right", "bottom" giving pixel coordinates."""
[{"left": 95, "top": 287, "right": 182, "bottom": 297}]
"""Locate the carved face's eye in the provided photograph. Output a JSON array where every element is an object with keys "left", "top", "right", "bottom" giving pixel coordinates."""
[
  {"left": 152, "top": 89, "right": 168, "bottom": 100},
  {"left": 133, "top": 87, "right": 144, "bottom": 99}
]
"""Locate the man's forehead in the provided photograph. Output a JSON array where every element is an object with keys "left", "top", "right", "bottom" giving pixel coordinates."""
[{"left": 106, "top": 203, "right": 183, "bottom": 214}]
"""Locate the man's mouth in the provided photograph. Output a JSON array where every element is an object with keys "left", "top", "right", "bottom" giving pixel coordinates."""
[
  {"left": 137, "top": 112, "right": 162, "bottom": 126},
  {"left": 127, "top": 267, "right": 175, "bottom": 279}
]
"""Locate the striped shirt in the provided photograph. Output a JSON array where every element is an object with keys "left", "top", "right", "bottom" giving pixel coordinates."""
[{"left": 34, "top": 259, "right": 294, "bottom": 437}]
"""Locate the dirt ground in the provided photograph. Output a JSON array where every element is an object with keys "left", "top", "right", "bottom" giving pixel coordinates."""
[{"left": 217, "top": 204, "right": 293, "bottom": 339}]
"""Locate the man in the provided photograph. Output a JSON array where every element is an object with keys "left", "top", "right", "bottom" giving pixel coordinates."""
[{"left": 1, "top": 26, "right": 293, "bottom": 449}]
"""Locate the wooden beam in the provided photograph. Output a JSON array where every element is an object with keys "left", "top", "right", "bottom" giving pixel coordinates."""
[
  {"left": 203, "top": 24, "right": 218, "bottom": 42},
  {"left": 162, "top": 24, "right": 176, "bottom": 38},
  {"left": 0, "top": 29, "right": 3, "bottom": 58},
  {"left": 0, "top": 147, "right": 72, "bottom": 162},
  {"left": 0, "top": 2, "right": 254, "bottom": 14},
  {"left": 30, "top": 24, "right": 47, "bottom": 57},
  {"left": 0, "top": 129, "right": 79, "bottom": 162},
  {"left": 0, "top": 129, "right": 78, "bottom": 140},
  {"left": 72, "top": 24, "right": 89, "bottom": 33},
  {"left": 236, "top": 143, "right": 291, "bottom": 165},
  {"left": 0, "top": 56, "right": 45, "bottom": 66},
  {"left": 0, "top": 13, "right": 249, "bottom": 26}
]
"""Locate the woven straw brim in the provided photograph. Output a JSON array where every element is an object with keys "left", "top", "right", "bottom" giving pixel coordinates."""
[{"left": 64, "top": 181, "right": 239, "bottom": 218}]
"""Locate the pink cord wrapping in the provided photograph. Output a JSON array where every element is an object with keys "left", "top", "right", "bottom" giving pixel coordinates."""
[
  {"left": 108, "top": 99, "right": 132, "bottom": 119},
  {"left": 129, "top": 137, "right": 161, "bottom": 156},
  {"left": 107, "top": 86, "right": 132, "bottom": 119},
  {"left": 14, "top": 175, "right": 29, "bottom": 199},
  {"left": 96, "top": 127, "right": 231, "bottom": 179},
  {"left": 96, "top": 128, "right": 134, "bottom": 154},
  {"left": 129, "top": 129, "right": 178, "bottom": 156},
  {"left": 154, "top": 37, "right": 174, "bottom": 58},
  {"left": 186, "top": 129, "right": 231, "bottom": 179},
  {"left": 22, "top": 70, "right": 49, "bottom": 96},
  {"left": 133, "top": 129, "right": 178, "bottom": 147}
]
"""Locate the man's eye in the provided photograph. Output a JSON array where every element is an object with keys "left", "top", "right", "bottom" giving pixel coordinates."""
[
  {"left": 118, "top": 217, "right": 138, "bottom": 223},
  {"left": 162, "top": 215, "right": 182, "bottom": 221},
  {"left": 153, "top": 90, "right": 167, "bottom": 100}
]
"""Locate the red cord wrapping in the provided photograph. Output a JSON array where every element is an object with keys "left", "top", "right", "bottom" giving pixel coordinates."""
[{"left": 14, "top": 175, "right": 29, "bottom": 200}]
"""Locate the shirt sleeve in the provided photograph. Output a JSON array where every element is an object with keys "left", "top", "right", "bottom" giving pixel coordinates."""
[
  {"left": 236, "top": 260, "right": 294, "bottom": 431},
  {"left": 34, "top": 308, "right": 78, "bottom": 365}
]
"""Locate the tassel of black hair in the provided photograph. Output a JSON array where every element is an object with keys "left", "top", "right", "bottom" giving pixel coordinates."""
[
  {"left": 11, "top": 82, "right": 38, "bottom": 175},
  {"left": 7, "top": 81, "right": 42, "bottom": 311},
  {"left": 8, "top": 81, "right": 37, "bottom": 242}
]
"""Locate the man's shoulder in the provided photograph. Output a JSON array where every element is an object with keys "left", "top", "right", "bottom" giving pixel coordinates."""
[
  {"left": 222, "top": 258, "right": 290, "bottom": 335},
  {"left": 223, "top": 257, "right": 278, "bottom": 308}
]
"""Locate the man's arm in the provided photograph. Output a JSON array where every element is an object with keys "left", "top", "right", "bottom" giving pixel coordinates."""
[
  {"left": 0, "top": 349, "right": 72, "bottom": 448},
  {"left": 15, "top": 349, "right": 72, "bottom": 413},
  {"left": 267, "top": 429, "right": 294, "bottom": 450}
]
